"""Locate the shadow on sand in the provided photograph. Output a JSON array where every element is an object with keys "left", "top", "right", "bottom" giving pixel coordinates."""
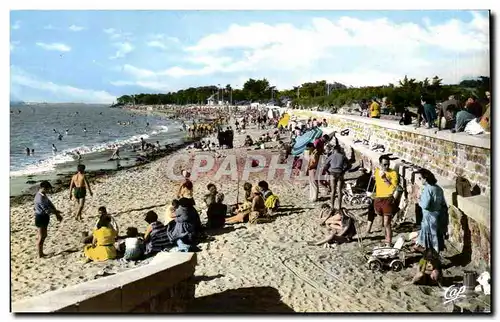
[{"left": 187, "top": 286, "right": 295, "bottom": 313}]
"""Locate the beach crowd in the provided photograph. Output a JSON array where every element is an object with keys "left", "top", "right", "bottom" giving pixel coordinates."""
[{"left": 30, "top": 98, "right": 480, "bottom": 289}]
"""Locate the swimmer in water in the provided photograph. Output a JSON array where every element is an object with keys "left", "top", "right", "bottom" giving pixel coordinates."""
[
  {"left": 75, "top": 151, "right": 82, "bottom": 163},
  {"left": 146, "top": 122, "right": 150, "bottom": 127},
  {"left": 52, "top": 144, "right": 57, "bottom": 154},
  {"left": 69, "top": 164, "right": 93, "bottom": 221},
  {"left": 26, "top": 147, "right": 30, "bottom": 156},
  {"left": 53, "top": 129, "right": 58, "bottom": 134},
  {"left": 31, "top": 148, "right": 35, "bottom": 156},
  {"left": 58, "top": 133, "right": 63, "bottom": 141},
  {"left": 83, "top": 127, "right": 87, "bottom": 134},
  {"left": 65, "top": 129, "right": 69, "bottom": 135}
]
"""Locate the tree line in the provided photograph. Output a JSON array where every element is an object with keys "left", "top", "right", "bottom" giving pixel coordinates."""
[{"left": 115, "top": 76, "right": 490, "bottom": 113}]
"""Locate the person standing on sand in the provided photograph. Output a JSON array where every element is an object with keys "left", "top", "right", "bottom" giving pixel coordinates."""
[
  {"left": 323, "top": 145, "right": 350, "bottom": 212},
  {"left": 110, "top": 145, "right": 120, "bottom": 160},
  {"left": 34, "top": 181, "right": 63, "bottom": 258},
  {"left": 307, "top": 143, "right": 320, "bottom": 202},
  {"left": 69, "top": 164, "right": 93, "bottom": 221},
  {"left": 366, "top": 155, "right": 398, "bottom": 246}
]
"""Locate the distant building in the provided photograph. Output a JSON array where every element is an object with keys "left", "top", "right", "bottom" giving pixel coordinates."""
[{"left": 206, "top": 94, "right": 216, "bottom": 106}]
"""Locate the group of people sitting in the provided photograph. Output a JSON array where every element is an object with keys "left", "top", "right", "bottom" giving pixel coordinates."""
[
  {"left": 243, "top": 131, "right": 283, "bottom": 149},
  {"left": 175, "top": 170, "right": 281, "bottom": 226},
  {"left": 82, "top": 197, "right": 204, "bottom": 263},
  {"left": 78, "top": 171, "right": 282, "bottom": 263},
  {"left": 395, "top": 92, "right": 491, "bottom": 135},
  {"left": 224, "top": 180, "right": 281, "bottom": 224}
]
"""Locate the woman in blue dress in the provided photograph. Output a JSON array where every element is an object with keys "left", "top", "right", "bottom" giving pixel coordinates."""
[
  {"left": 412, "top": 169, "right": 449, "bottom": 284},
  {"left": 414, "top": 169, "right": 448, "bottom": 254}
]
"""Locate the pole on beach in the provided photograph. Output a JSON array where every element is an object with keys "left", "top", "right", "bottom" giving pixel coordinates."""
[{"left": 235, "top": 152, "right": 242, "bottom": 205}]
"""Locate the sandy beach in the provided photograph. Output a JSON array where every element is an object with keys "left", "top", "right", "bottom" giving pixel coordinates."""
[{"left": 10, "top": 123, "right": 469, "bottom": 312}]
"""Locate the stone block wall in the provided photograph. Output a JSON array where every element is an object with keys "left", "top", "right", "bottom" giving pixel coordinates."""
[
  {"left": 130, "top": 278, "right": 196, "bottom": 313},
  {"left": 290, "top": 111, "right": 491, "bottom": 197},
  {"left": 12, "top": 252, "right": 197, "bottom": 313},
  {"left": 448, "top": 206, "right": 491, "bottom": 268}
]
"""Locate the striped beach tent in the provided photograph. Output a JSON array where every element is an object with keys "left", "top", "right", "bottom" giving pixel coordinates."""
[{"left": 291, "top": 127, "right": 323, "bottom": 156}]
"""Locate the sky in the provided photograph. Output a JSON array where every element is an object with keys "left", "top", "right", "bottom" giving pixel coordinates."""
[{"left": 9, "top": 10, "right": 490, "bottom": 104}]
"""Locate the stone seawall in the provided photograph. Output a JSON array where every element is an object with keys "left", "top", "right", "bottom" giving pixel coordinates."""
[
  {"left": 289, "top": 111, "right": 491, "bottom": 197},
  {"left": 12, "top": 252, "right": 197, "bottom": 313}
]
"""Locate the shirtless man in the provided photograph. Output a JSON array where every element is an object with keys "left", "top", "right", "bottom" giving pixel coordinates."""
[{"left": 69, "top": 164, "right": 93, "bottom": 221}]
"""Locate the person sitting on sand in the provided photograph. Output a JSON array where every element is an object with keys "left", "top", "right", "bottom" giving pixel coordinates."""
[
  {"left": 412, "top": 248, "right": 442, "bottom": 285},
  {"left": 69, "top": 164, "right": 93, "bottom": 221},
  {"left": 177, "top": 170, "right": 194, "bottom": 200},
  {"left": 144, "top": 211, "right": 171, "bottom": 256},
  {"left": 315, "top": 206, "right": 356, "bottom": 246},
  {"left": 81, "top": 206, "right": 119, "bottom": 244},
  {"left": 226, "top": 186, "right": 267, "bottom": 224},
  {"left": 164, "top": 199, "right": 179, "bottom": 225},
  {"left": 83, "top": 214, "right": 118, "bottom": 262},
  {"left": 167, "top": 197, "right": 203, "bottom": 252},
  {"left": 34, "top": 181, "right": 63, "bottom": 258},
  {"left": 229, "top": 182, "right": 253, "bottom": 215},
  {"left": 121, "top": 227, "right": 145, "bottom": 261},
  {"left": 203, "top": 183, "right": 218, "bottom": 208},
  {"left": 258, "top": 181, "right": 280, "bottom": 215},
  {"left": 206, "top": 193, "right": 227, "bottom": 229},
  {"left": 248, "top": 186, "right": 269, "bottom": 224},
  {"left": 244, "top": 135, "right": 254, "bottom": 147}
]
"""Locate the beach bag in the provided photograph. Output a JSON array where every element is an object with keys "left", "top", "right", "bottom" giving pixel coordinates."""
[
  {"left": 456, "top": 176, "right": 471, "bottom": 197},
  {"left": 264, "top": 194, "right": 280, "bottom": 210}
]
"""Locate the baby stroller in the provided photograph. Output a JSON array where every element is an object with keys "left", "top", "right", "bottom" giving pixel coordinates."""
[
  {"left": 367, "top": 236, "right": 406, "bottom": 272},
  {"left": 342, "top": 174, "right": 373, "bottom": 206}
]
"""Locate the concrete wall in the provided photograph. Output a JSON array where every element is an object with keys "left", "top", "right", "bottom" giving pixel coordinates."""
[
  {"left": 290, "top": 110, "right": 491, "bottom": 267},
  {"left": 12, "top": 252, "right": 197, "bottom": 313}
]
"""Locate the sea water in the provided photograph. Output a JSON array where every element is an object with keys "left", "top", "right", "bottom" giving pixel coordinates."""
[{"left": 10, "top": 104, "right": 185, "bottom": 178}]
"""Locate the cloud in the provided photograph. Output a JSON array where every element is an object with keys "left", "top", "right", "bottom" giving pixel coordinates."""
[
  {"left": 121, "top": 64, "right": 157, "bottom": 78},
  {"left": 69, "top": 24, "right": 85, "bottom": 31},
  {"left": 43, "top": 24, "right": 56, "bottom": 30},
  {"left": 11, "top": 20, "right": 21, "bottom": 30},
  {"left": 36, "top": 42, "right": 71, "bottom": 52},
  {"left": 167, "top": 12, "right": 488, "bottom": 87},
  {"left": 104, "top": 28, "right": 133, "bottom": 40},
  {"left": 109, "top": 42, "right": 134, "bottom": 59},
  {"left": 146, "top": 34, "right": 179, "bottom": 50},
  {"left": 11, "top": 66, "right": 116, "bottom": 103}
]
